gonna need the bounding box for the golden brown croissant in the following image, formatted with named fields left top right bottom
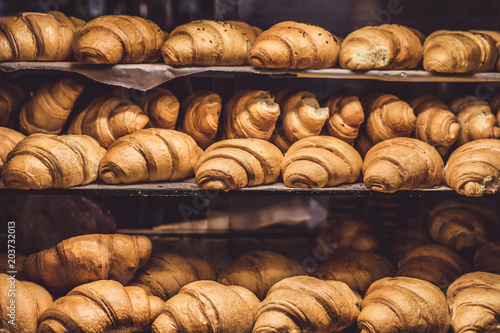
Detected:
left=23, top=234, right=151, bottom=294
left=162, top=20, right=251, bottom=66
left=444, top=139, right=500, bottom=196
left=129, top=252, right=218, bottom=301
left=74, top=15, right=165, bottom=64
left=19, top=78, right=85, bottom=135
left=447, top=272, right=500, bottom=333
left=363, top=137, right=444, bottom=193
left=195, top=138, right=283, bottom=190
left=219, top=89, right=280, bottom=141
left=0, top=274, right=53, bottom=333
left=0, top=83, right=29, bottom=127
left=38, top=280, right=164, bottom=333
left=272, top=87, right=329, bottom=152
left=358, top=276, right=450, bottom=333
left=449, top=96, right=500, bottom=145
left=410, top=94, right=460, bottom=155
left=474, top=241, right=500, bottom=274
left=281, top=135, right=363, bottom=188
left=0, top=127, right=25, bottom=175
left=177, top=90, right=222, bottom=149
left=2, top=134, right=105, bottom=190
left=248, top=21, right=341, bottom=69
left=99, top=128, right=202, bottom=184
left=217, top=250, right=306, bottom=300
left=340, top=24, right=423, bottom=70
left=254, top=276, right=360, bottom=333
left=322, top=94, right=364, bottom=145
left=423, top=30, right=497, bottom=73
left=226, top=20, right=262, bottom=43
left=152, top=281, right=260, bottom=333
left=313, top=249, right=395, bottom=294
left=67, top=95, right=149, bottom=148
left=355, top=94, right=416, bottom=156
left=140, top=87, right=179, bottom=129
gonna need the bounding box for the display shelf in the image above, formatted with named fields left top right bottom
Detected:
left=2, top=62, right=500, bottom=91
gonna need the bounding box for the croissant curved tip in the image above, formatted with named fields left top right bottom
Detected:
left=248, top=39, right=291, bottom=68
left=99, top=167, right=121, bottom=184
left=449, top=122, right=461, bottom=138
left=463, top=182, right=484, bottom=197
left=423, top=49, right=456, bottom=73
left=493, top=127, right=500, bottom=138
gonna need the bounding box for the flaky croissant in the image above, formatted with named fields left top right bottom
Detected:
left=447, top=272, right=500, bottom=333
left=363, top=137, right=444, bottom=193
left=140, top=87, right=179, bottom=129
left=0, top=83, right=29, bottom=127
left=162, top=20, right=251, bottom=66
left=340, top=24, right=423, bottom=70
left=177, top=91, right=222, bottom=149
left=360, top=277, right=450, bottom=333
left=281, top=136, right=362, bottom=188
left=152, top=281, right=260, bottom=333
left=38, top=280, right=164, bottom=333
left=19, top=78, right=85, bottom=135
left=23, top=234, right=151, bottom=294
left=99, top=128, right=202, bottom=184
left=472, top=30, right=500, bottom=71
left=0, top=274, right=53, bottom=333
left=195, top=139, right=283, bottom=190
left=217, top=250, right=306, bottom=300
left=130, top=252, right=218, bottom=301
left=74, top=15, right=165, bottom=64
left=219, top=90, right=280, bottom=141
left=0, top=127, right=25, bottom=175
left=474, top=241, right=500, bottom=274
left=444, top=139, right=500, bottom=196
left=248, top=21, right=341, bottom=69
left=254, top=276, right=360, bottom=333
left=272, top=87, right=329, bottom=152
left=67, top=95, right=149, bottom=148
left=322, top=94, right=364, bottom=145
left=226, top=20, right=262, bottom=43
left=2, top=134, right=105, bottom=190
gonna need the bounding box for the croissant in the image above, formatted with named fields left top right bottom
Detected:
left=362, top=137, right=444, bottom=193
left=0, top=83, right=29, bottom=128
left=140, top=87, right=179, bottom=129
left=217, top=250, right=306, bottom=300
left=162, top=20, right=251, bottom=66
left=0, top=12, right=78, bottom=61
left=313, top=249, right=395, bottom=295
left=340, top=24, right=423, bottom=70
left=177, top=91, right=222, bottom=149
left=410, top=94, right=460, bottom=155
left=355, top=94, right=416, bottom=156
left=195, top=139, right=283, bottom=190
left=219, top=89, right=280, bottom=141
left=99, top=128, right=202, bottom=184
left=272, top=87, right=329, bottom=152
left=322, top=94, right=364, bottom=145
left=0, top=274, right=52, bottom=333
left=444, top=139, right=500, bottom=196
left=38, top=280, right=164, bottom=333
left=0, top=127, right=25, bottom=175
left=254, top=276, right=360, bottom=333
left=2, top=134, right=105, bottom=190
left=129, top=253, right=218, bottom=301
left=423, top=30, right=497, bottom=73
left=472, top=30, right=500, bottom=70
left=23, top=233, right=151, bottom=294
left=67, top=95, right=149, bottom=148
left=19, top=78, right=85, bottom=135
left=473, top=241, right=500, bottom=274
left=281, top=136, right=362, bottom=188
left=447, top=272, right=500, bottom=333
left=226, top=20, right=263, bottom=43
left=74, top=15, right=165, bottom=64
left=449, top=96, right=500, bottom=145
left=152, top=281, right=260, bottom=333
left=248, top=21, right=341, bottom=69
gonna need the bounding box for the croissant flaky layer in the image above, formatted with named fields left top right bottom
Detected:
left=0, top=127, right=25, bottom=174
left=322, top=94, right=365, bottom=145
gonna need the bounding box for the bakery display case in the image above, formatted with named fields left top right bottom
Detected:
left=1, top=0, right=500, bottom=332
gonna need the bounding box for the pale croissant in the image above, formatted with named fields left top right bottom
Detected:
left=322, top=94, right=364, bottom=145
left=68, top=95, right=149, bottom=148
left=140, top=87, right=179, bottom=129
left=362, top=137, right=444, bottom=193
left=248, top=21, right=341, bottom=69
left=474, top=241, right=500, bottom=274
left=219, top=89, right=280, bottom=141
left=281, top=136, right=362, bottom=188
left=177, top=90, right=222, bottom=149
left=19, top=78, right=85, bottom=135
left=226, top=21, right=263, bottom=43
left=152, top=281, right=260, bottom=333
left=162, top=20, right=251, bottom=66
left=0, top=83, right=29, bottom=127
left=2, top=134, right=105, bottom=190
left=0, top=127, right=25, bottom=175
left=74, top=15, right=165, bottom=64
left=195, top=139, right=283, bottom=190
